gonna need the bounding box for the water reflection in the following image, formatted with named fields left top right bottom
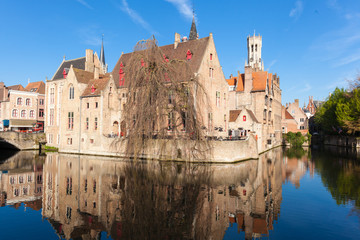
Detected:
left=0, top=147, right=358, bottom=239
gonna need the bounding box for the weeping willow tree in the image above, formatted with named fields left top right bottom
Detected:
left=120, top=37, right=211, bottom=161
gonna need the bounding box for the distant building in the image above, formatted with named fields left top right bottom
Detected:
left=226, top=33, right=282, bottom=152
left=282, top=99, right=308, bottom=134
left=304, top=96, right=324, bottom=116
left=0, top=81, right=45, bottom=132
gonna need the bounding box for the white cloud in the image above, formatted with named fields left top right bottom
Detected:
left=289, top=1, right=304, bottom=19
left=76, top=0, right=93, bottom=9
left=164, top=0, right=193, bottom=21
left=78, top=25, right=102, bottom=46
left=120, top=0, right=157, bottom=35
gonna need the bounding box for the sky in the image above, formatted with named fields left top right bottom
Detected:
left=1, top=0, right=360, bottom=105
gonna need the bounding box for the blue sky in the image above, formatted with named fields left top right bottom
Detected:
left=1, top=0, right=360, bottom=105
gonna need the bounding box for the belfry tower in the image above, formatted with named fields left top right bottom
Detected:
left=247, top=32, right=263, bottom=71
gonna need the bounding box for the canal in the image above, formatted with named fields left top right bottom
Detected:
left=0, top=147, right=359, bottom=239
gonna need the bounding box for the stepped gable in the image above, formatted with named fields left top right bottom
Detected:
left=81, top=74, right=111, bottom=97
left=236, top=73, right=245, bottom=92
left=73, top=68, right=94, bottom=84
left=25, top=81, right=45, bottom=94
left=52, top=57, right=86, bottom=80
left=252, top=71, right=268, bottom=92
left=112, top=37, right=210, bottom=89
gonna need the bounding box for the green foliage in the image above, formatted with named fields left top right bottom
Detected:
left=44, top=145, right=58, bottom=151
left=285, top=131, right=306, bottom=147
left=315, top=87, right=360, bottom=135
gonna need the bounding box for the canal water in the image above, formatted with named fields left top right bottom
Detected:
left=0, top=147, right=359, bottom=239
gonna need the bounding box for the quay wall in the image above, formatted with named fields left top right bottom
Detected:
left=323, top=135, right=360, bottom=148
left=59, top=134, right=261, bottom=163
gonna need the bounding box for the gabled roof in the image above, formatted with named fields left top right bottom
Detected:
left=226, top=76, right=237, bottom=86
left=25, top=81, right=45, bottom=94
left=81, top=74, right=111, bottom=97
left=229, top=109, right=259, bottom=123
left=229, top=110, right=241, bottom=122
left=285, top=109, right=294, bottom=119
left=73, top=68, right=94, bottom=84
left=112, top=37, right=210, bottom=88
left=236, top=74, right=245, bottom=92
left=8, top=84, right=25, bottom=91
left=252, top=71, right=268, bottom=92
left=52, top=57, right=86, bottom=80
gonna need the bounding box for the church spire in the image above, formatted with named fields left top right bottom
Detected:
left=189, top=11, right=198, bottom=41
left=100, top=34, right=108, bottom=73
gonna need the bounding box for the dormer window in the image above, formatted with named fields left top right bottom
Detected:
left=63, top=68, right=69, bottom=78
left=163, top=54, right=169, bottom=62
left=186, top=50, right=192, bottom=60
left=91, top=85, right=96, bottom=94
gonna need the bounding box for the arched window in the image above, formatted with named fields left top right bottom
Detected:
left=17, top=97, right=23, bottom=105
left=29, top=110, right=34, bottom=118
left=21, top=110, right=26, bottom=118
left=12, top=109, right=18, bottom=117
left=25, top=98, right=31, bottom=106
left=69, top=85, right=74, bottom=99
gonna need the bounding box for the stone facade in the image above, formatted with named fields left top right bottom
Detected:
left=226, top=33, right=282, bottom=153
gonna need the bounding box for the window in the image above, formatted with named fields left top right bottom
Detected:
left=67, top=138, right=72, bottom=145
left=19, top=176, right=24, bottom=184
left=168, top=91, right=174, bottom=104
left=93, top=202, right=96, bottom=208
left=263, top=110, right=267, bottom=121
left=39, top=109, right=44, bottom=118
left=66, top=177, right=72, bottom=195
left=216, top=91, right=220, bottom=107
left=49, top=109, right=54, bottom=125
left=268, top=111, right=271, bottom=122
left=210, top=53, right=213, bottom=60
left=208, top=112, right=213, bottom=130
left=243, top=115, right=246, bottom=121
left=90, top=139, right=94, bottom=143
left=300, top=118, right=304, bottom=122
left=21, top=110, right=26, bottom=118
left=84, top=179, right=88, bottom=192
left=209, top=68, right=214, bottom=78
left=27, top=175, right=32, bottom=183
left=66, top=207, right=72, bottom=220
left=39, top=99, right=44, bottom=105
left=26, top=98, right=31, bottom=106
left=12, top=109, right=18, bottom=118
left=300, top=126, right=305, bottom=130
left=10, top=177, right=15, bottom=184
left=23, top=187, right=28, bottom=195
left=69, top=86, right=74, bottom=99
left=87, top=102, right=89, bottom=109
left=93, top=180, right=96, bottom=193
left=68, top=112, right=74, bottom=129
left=17, top=97, right=22, bottom=105
left=14, top=188, right=19, bottom=197
left=255, top=44, right=258, bottom=52
left=223, top=93, right=226, bottom=108
left=86, top=117, right=89, bottom=130
left=168, top=112, right=174, bottom=130
left=251, top=45, right=254, bottom=52
left=50, top=88, right=55, bottom=104
left=48, top=134, right=53, bottom=144
left=94, top=117, right=98, bottom=130
left=95, top=102, right=98, bottom=108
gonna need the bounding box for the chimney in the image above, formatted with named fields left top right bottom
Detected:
left=295, top=99, right=299, bottom=107
left=174, top=33, right=180, bottom=49
left=85, top=49, right=94, bottom=72
left=94, top=67, right=99, bottom=79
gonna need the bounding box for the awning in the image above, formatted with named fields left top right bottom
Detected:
left=10, top=119, right=37, bottom=127
left=3, top=119, right=9, bottom=127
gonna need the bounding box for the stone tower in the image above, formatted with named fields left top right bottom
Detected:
left=247, top=32, right=263, bottom=71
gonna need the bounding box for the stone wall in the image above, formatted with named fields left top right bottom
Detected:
left=0, top=132, right=46, bottom=150
left=324, top=135, right=360, bottom=148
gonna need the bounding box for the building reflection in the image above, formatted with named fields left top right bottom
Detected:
left=0, top=147, right=317, bottom=239
left=0, top=151, right=44, bottom=209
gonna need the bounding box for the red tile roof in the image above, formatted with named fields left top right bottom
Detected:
left=112, top=37, right=210, bottom=88
left=285, top=109, right=294, bottom=119
left=8, top=84, right=25, bottom=91
left=25, top=81, right=45, bottom=94
left=81, top=74, right=111, bottom=97
left=226, top=76, right=237, bottom=86
left=236, top=74, right=245, bottom=92
left=252, top=71, right=268, bottom=92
